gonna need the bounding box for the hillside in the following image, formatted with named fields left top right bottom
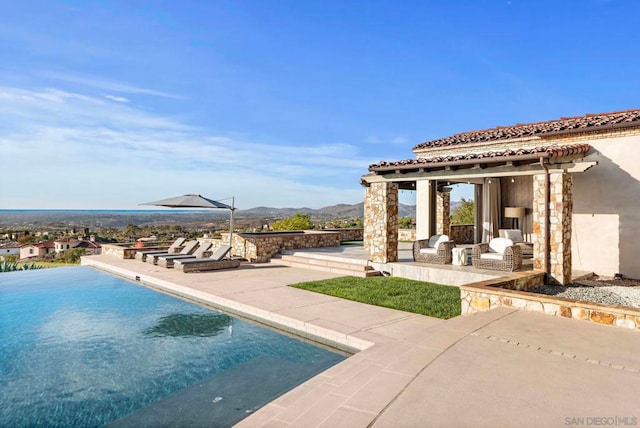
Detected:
left=236, top=202, right=417, bottom=219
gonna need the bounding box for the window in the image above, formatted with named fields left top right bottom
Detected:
left=29, top=248, right=34, bottom=254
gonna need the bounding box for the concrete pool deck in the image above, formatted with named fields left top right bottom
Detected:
left=82, top=255, right=640, bottom=427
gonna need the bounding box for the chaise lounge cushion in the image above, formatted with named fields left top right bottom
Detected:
left=134, top=237, right=186, bottom=261
left=156, top=242, right=213, bottom=268
left=173, top=244, right=237, bottom=273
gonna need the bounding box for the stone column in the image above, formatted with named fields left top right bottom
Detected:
left=436, top=187, right=452, bottom=236
left=533, top=173, right=573, bottom=285
left=363, top=186, right=372, bottom=252
left=364, top=182, right=398, bottom=263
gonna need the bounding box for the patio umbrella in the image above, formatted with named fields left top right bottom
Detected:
left=141, top=194, right=236, bottom=252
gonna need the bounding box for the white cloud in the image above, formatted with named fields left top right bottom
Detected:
left=0, top=85, right=373, bottom=209
left=39, top=70, right=182, bottom=99
left=104, top=94, right=130, bottom=103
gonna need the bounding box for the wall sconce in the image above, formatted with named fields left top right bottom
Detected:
left=504, top=207, right=526, bottom=230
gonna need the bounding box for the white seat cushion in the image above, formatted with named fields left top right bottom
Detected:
left=480, top=253, right=504, bottom=261
left=499, top=229, right=524, bottom=242
left=420, top=248, right=438, bottom=255
left=488, top=238, right=514, bottom=255
left=427, top=234, right=450, bottom=249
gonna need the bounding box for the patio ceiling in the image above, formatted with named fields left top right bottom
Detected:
left=362, top=143, right=596, bottom=185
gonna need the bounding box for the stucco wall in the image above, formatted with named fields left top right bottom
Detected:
left=572, top=134, right=640, bottom=279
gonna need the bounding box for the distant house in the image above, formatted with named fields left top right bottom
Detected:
left=0, top=242, right=21, bottom=260
left=54, top=237, right=102, bottom=256
left=76, top=240, right=102, bottom=256
left=20, top=240, right=55, bottom=260
left=54, top=237, right=79, bottom=253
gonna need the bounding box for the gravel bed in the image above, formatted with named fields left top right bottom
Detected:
left=535, top=277, right=640, bottom=309
left=536, top=285, right=633, bottom=307
left=600, top=286, right=640, bottom=308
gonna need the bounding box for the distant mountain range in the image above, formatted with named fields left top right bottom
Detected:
left=0, top=201, right=463, bottom=228
left=236, top=201, right=461, bottom=219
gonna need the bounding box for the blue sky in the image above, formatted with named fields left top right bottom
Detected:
left=1, top=1, right=638, bottom=209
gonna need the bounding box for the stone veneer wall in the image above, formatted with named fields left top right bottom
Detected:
left=533, top=172, right=573, bottom=285
left=461, top=278, right=640, bottom=331
left=450, top=224, right=474, bottom=244
left=398, top=229, right=416, bottom=242
left=364, top=182, right=398, bottom=263
left=206, top=231, right=342, bottom=263
left=435, top=188, right=451, bottom=236
left=331, top=228, right=364, bottom=242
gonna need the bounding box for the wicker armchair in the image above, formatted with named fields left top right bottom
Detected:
left=499, top=229, right=533, bottom=258
left=472, top=238, right=522, bottom=272
left=413, top=234, right=456, bottom=264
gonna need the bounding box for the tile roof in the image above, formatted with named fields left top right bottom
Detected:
left=369, top=143, right=590, bottom=172
left=54, top=237, right=79, bottom=243
left=19, top=240, right=55, bottom=249
left=77, top=241, right=102, bottom=249
left=0, top=242, right=20, bottom=249
left=413, top=109, right=640, bottom=150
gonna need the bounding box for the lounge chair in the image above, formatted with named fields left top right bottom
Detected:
left=145, top=240, right=200, bottom=265
left=498, top=229, right=533, bottom=258
left=174, top=244, right=241, bottom=273
left=134, top=237, right=186, bottom=262
left=413, top=234, right=456, bottom=264
left=472, top=237, right=522, bottom=271
left=156, top=242, right=213, bottom=268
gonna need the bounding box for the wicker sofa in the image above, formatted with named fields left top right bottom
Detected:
left=413, top=234, right=456, bottom=264
left=472, top=238, right=522, bottom=272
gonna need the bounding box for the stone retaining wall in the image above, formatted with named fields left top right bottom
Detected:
left=102, top=243, right=171, bottom=259
left=331, top=228, right=363, bottom=242
left=398, top=225, right=473, bottom=244
left=104, top=233, right=346, bottom=263
left=205, top=231, right=342, bottom=263
left=450, top=224, right=474, bottom=244
left=461, top=275, right=640, bottom=331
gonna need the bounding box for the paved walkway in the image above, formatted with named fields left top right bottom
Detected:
left=82, top=256, right=640, bottom=427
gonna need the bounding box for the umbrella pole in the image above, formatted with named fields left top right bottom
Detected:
left=229, top=197, right=235, bottom=256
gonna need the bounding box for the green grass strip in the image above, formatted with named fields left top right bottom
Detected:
left=291, top=276, right=461, bottom=319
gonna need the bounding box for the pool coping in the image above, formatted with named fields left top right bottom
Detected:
left=79, top=255, right=512, bottom=427
left=82, top=257, right=372, bottom=354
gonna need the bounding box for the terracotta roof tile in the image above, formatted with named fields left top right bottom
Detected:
left=369, top=143, right=590, bottom=172
left=413, top=109, right=640, bottom=150
left=19, top=240, right=55, bottom=249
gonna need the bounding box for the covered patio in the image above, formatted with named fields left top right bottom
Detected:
left=276, top=242, right=537, bottom=287
left=361, top=125, right=598, bottom=285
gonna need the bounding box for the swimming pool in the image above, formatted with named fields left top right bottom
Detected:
left=0, top=267, right=346, bottom=427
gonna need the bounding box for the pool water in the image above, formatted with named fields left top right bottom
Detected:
left=0, top=267, right=346, bottom=427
